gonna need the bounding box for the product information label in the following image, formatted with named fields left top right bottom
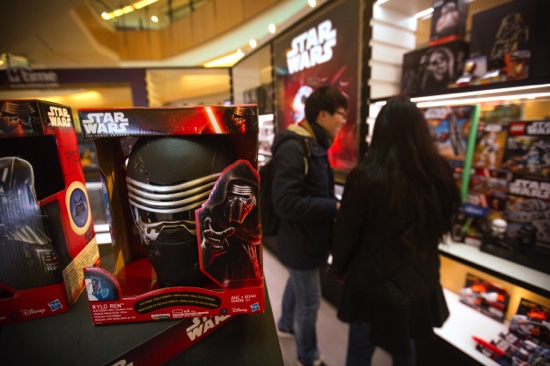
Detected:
left=134, top=292, right=221, bottom=314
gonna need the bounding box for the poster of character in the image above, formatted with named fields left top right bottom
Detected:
left=422, top=105, right=475, bottom=167
left=273, top=0, right=360, bottom=171
left=400, top=40, right=468, bottom=95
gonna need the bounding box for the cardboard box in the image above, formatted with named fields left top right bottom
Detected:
left=77, top=105, right=265, bottom=325
left=0, top=99, right=100, bottom=324
left=469, top=0, right=550, bottom=80
left=429, top=0, right=469, bottom=46
left=401, top=40, right=469, bottom=95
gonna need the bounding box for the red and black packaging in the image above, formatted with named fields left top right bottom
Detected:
left=0, top=99, right=100, bottom=324
left=77, top=105, right=265, bottom=325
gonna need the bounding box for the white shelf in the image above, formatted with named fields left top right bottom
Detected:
left=438, top=289, right=505, bottom=366
left=439, top=241, right=550, bottom=295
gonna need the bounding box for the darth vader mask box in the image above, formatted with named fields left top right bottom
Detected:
left=0, top=99, right=100, bottom=325
left=469, top=0, right=550, bottom=80
left=77, top=105, right=264, bottom=325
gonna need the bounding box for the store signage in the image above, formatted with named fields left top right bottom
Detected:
left=6, top=67, right=59, bottom=87
left=286, top=19, right=337, bottom=75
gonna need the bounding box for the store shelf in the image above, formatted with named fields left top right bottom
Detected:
left=437, top=289, right=504, bottom=366
left=439, top=242, right=550, bottom=299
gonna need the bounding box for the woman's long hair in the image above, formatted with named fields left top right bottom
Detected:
left=361, top=97, right=461, bottom=253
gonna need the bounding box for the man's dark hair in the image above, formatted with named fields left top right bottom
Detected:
left=304, top=86, right=348, bottom=124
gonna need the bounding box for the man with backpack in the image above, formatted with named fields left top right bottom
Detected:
left=270, top=86, right=347, bottom=366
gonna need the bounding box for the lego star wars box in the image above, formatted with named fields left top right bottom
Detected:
left=480, top=120, right=550, bottom=274
left=401, top=40, right=469, bottom=96
left=0, top=99, right=100, bottom=325
left=77, top=105, right=265, bottom=325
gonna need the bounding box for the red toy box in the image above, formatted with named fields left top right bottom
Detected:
left=77, top=105, right=264, bottom=325
left=0, top=99, right=100, bottom=324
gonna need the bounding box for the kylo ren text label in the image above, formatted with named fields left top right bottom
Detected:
left=81, top=112, right=129, bottom=134
left=286, top=19, right=337, bottom=74
left=48, top=106, right=72, bottom=127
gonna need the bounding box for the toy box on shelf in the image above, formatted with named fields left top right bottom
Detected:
left=77, top=105, right=264, bottom=325
left=0, top=99, right=100, bottom=325
left=429, top=0, right=469, bottom=46
left=479, top=120, right=550, bottom=274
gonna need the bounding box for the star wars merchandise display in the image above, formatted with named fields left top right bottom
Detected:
left=400, top=40, right=469, bottom=95
left=429, top=0, right=469, bottom=46
left=473, top=298, right=550, bottom=365
left=78, top=105, right=264, bottom=325
left=0, top=99, right=99, bottom=325
left=480, top=120, right=550, bottom=274
left=469, top=0, right=550, bottom=82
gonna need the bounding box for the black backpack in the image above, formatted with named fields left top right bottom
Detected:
left=259, top=136, right=311, bottom=236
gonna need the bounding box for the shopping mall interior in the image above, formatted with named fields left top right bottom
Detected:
left=1, top=0, right=549, bottom=365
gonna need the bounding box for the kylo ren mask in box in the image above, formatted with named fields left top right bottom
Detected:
left=78, top=105, right=264, bottom=325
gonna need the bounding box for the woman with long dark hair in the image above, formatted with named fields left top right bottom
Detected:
left=331, top=97, right=461, bottom=365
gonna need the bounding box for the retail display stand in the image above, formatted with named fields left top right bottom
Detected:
left=0, top=244, right=284, bottom=366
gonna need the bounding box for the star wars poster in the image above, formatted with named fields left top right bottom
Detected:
left=273, top=0, right=360, bottom=171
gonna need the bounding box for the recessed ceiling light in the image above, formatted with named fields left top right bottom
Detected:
left=308, top=0, right=317, bottom=7
left=249, top=39, right=257, bottom=48
left=268, top=23, right=277, bottom=34
left=151, top=15, right=159, bottom=23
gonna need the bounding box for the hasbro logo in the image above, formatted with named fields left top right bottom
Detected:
left=49, top=299, right=63, bottom=312
left=250, top=302, right=260, bottom=312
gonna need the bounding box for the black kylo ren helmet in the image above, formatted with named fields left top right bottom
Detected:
left=125, top=135, right=237, bottom=288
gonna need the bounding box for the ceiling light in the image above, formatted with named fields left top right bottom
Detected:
left=414, top=8, right=434, bottom=19
left=203, top=49, right=245, bottom=68
left=411, top=83, right=550, bottom=103
left=268, top=23, right=277, bottom=34
left=249, top=39, right=257, bottom=48
left=415, top=92, right=550, bottom=108
left=151, top=15, right=159, bottom=23
left=308, top=0, right=317, bottom=7
left=101, top=0, right=159, bottom=20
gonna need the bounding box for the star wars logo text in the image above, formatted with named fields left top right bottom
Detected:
left=286, top=20, right=336, bottom=75
left=47, top=106, right=72, bottom=127
left=81, top=112, right=129, bottom=134
left=527, top=121, right=550, bottom=135
left=509, top=179, right=550, bottom=199
left=186, top=315, right=231, bottom=341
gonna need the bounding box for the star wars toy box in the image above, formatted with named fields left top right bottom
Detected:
left=77, top=105, right=265, bottom=325
left=0, top=99, right=100, bottom=325
left=429, top=0, right=469, bottom=46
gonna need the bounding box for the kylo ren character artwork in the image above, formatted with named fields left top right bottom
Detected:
left=198, top=160, right=262, bottom=289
